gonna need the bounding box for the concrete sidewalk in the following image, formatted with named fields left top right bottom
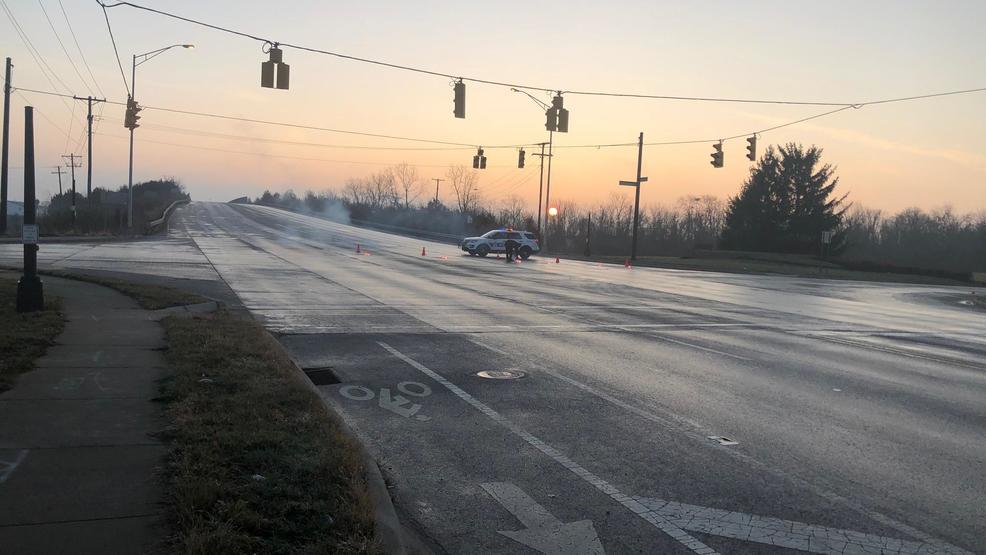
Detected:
left=0, top=275, right=169, bottom=554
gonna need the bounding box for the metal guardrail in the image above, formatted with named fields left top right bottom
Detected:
left=145, top=199, right=190, bottom=234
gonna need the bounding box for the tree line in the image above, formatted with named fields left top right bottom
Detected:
left=252, top=145, right=985, bottom=275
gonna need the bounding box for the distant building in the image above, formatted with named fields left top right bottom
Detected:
left=228, top=196, right=250, bottom=204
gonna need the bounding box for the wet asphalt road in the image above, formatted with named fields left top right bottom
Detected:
left=4, top=202, right=984, bottom=554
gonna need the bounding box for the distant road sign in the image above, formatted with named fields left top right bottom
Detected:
left=618, top=180, right=638, bottom=187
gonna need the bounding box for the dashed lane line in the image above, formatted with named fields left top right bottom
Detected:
left=378, top=341, right=720, bottom=555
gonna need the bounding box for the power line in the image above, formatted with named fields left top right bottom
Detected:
left=58, top=0, right=106, bottom=97
left=93, top=131, right=507, bottom=169
left=98, top=0, right=130, bottom=96
left=14, top=84, right=986, bottom=156
left=37, top=0, right=94, bottom=94
left=0, top=0, right=75, bottom=115
left=96, top=0, right=986, bottom=107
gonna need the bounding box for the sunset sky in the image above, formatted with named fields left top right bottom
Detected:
left=2, top=0, right=985, bottom=214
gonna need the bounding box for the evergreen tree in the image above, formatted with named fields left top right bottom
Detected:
left=721, top=143, right=849, bottom=254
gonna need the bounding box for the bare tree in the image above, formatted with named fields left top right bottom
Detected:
left=447, top=165, right=481, bottom=213
left=497, top=195, right=527, bottom=228
left=366, top=170, right=399, bottom=209
left=391, top=162, right=421, bottom=209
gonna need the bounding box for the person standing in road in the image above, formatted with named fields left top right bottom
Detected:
left=504, top=235, right=520, bottom=262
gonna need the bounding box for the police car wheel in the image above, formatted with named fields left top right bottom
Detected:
left=519, top=247, right=533, bottom=260
left=476, top=245, right=490, bottom=257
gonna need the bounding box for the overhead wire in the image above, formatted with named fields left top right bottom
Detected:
left=98, top=0, right=130, bottom=96
left=96, top=0, right=986, bottom=108
left=37, top=0, right=94, bottom=95
left=58, top=0, right=107, bottom=97
left=0, top=0, right=75, bottom=114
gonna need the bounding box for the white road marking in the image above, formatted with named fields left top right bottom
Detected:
left=339, top=385, right=375, bottom=401
left=481, top=482, right=605, bottom=555
left=0, top=450, right=29, bottom=484
left=633, top=496, right=948, bottom=555
left=640, top=333, right=751, bottom=361
left=378, top=342, right=719, bottom=555
left=377, top=388, right=424, bottom=419
left=465, top=337, right=974, bottom=555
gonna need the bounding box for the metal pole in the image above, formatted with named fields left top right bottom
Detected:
left=1, top=57, right=11, bottom=234
left=127, top=55, right=136, bottom=229
left=544, top=131, right=554, bottom=250
left=631, top=132, right=643, bottom=261
left=536, top=142, right=545, bottom=235
left=86, top=96, right=93, bottom=205
left=16, top=106, right=43, bottom=312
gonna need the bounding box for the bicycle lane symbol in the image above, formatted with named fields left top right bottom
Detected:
left=338, top=381, right=433, bottom=421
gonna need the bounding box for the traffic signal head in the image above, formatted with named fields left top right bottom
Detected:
left=710, top=142, right=723, bottom=168
left=474, top=147, right=487, bottom=169
left=746, top=136, right=757, bottom=162
left=545, top=106, right=558, bottom=132
left=518, top=148, right=526, bottom=169
left=124, top=98, right=142, bottom=129
left=453, top=80, right=465, bottom=119
left=261, top=46, right=289, bottom=89
left=556, top=107, right=569, bottom=133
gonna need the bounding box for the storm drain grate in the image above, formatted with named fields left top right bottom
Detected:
left=304, top=367, right=341, bottom=385
left=477, top=370, right=526, bottom=380
left=708, top=435, right=739, bottom=446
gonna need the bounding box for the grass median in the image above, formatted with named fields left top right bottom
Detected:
left=0, top=275, right=64, bottom=392
left=159, top=310, right=376, bottom=554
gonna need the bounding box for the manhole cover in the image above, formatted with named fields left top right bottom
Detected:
left=304, top=367, right=340, bottom=385
left=477, top=370, right=526, bottom=380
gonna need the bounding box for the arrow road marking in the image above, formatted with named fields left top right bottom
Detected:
left=482, top=482, right=605, bottom=555
left=379, top=342, right=718, bottom=554
left=632, top=496, right=971, bottom=555
left=0, top=450, right=29, bottom=484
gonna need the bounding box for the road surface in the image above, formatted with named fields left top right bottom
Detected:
left=4, top=202, right=983, bottom=554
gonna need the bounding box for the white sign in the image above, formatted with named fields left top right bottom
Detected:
left=22, top=225, right=38, bottom=244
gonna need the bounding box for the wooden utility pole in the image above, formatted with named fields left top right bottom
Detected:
left=51, top=165, right=65, bottom=196
left=62, top=153, right=82, bottom=222
left=618, top=132, right=647, bottom=261
left=72, top=95, right=105, bottom=205
left=432, top=178, right=444, bottom=203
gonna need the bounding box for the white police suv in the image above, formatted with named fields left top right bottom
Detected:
left=461, top=229, right=540, bottom=259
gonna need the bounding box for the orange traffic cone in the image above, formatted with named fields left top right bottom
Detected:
left=555, top=256, right=560, bottom=264
left=355, top=243, right=361, bottom=254
left=624, top=258, right=632, bottom=269
left=421, top=246, right=427, bottom=256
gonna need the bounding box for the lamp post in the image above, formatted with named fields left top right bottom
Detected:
left=511, top=88, right=555, bottom=250
left=127, top=44, right=193, bottom=229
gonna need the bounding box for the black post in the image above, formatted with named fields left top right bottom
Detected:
left=630, top=132, right=643, bottom=261
left=16, top=106, right=43, bottom=312
left=1, top=57, right=11, bottom=234
left=584, top=212, right=592, bottom=257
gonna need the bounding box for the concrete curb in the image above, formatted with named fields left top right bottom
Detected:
left=280, top=353, right=408, bottom=555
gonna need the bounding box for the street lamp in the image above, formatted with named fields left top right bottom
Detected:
left=127, top=44, right=193, bottom=229
left=511, top=88, right=555, bottom=249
